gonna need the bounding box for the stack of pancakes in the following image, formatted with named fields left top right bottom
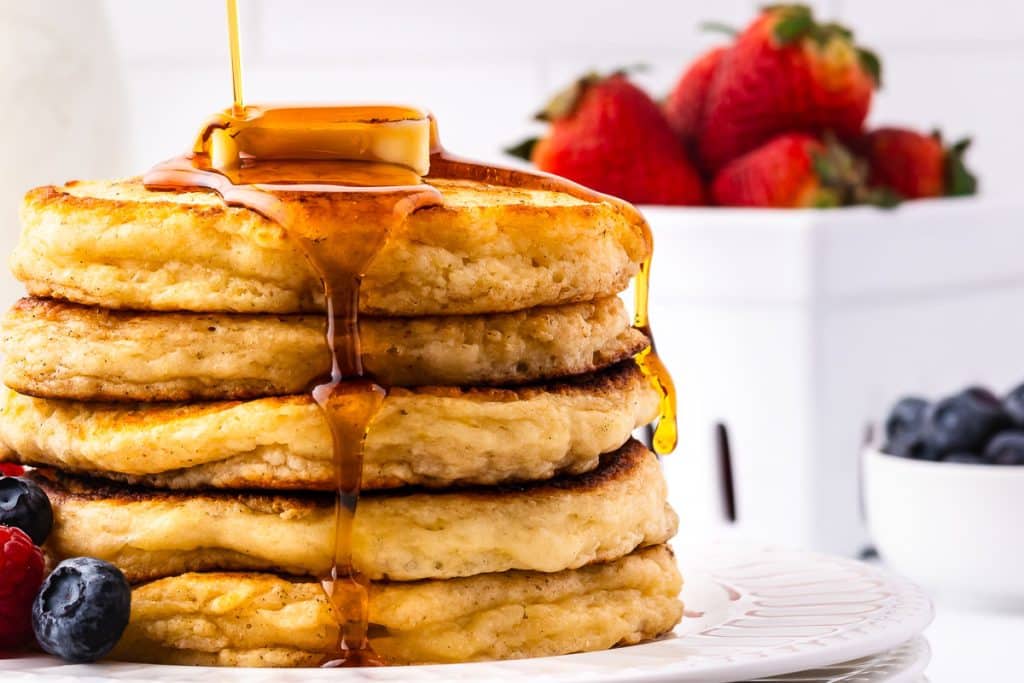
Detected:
left=0, top=176, right=682, bottom=666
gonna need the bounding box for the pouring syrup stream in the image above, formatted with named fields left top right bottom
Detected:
left=225, top=0, right=244, bottom=117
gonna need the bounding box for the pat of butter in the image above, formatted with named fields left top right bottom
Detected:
left=196, top=104, right=433, bottom=176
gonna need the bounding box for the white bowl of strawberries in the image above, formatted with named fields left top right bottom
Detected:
left=507, top=4, right=977, bottom=209
left=503, top=4, right=1005, bottom=558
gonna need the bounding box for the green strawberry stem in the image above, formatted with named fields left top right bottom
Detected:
left=504, top=137, right=539, bottom=161
left=534, top=66, right=649, bottom=122
left=814, top=132, right=899, bottom=208
left=946, top=138, right=979, bottom=196
left=699, top=21, right=739, bottom=37
left=772, top=5, right=814, bottom=44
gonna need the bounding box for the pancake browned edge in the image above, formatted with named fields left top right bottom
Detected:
left=1, top=296, right=648, bottom=400
left=13, top=177, right=649, bottom=316
left=34, top=439, right=678, bottom=583
left=0, top=361, right=659, bottom=490
left=114, top=545, right=683, bottom=666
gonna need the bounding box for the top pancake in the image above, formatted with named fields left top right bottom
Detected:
left=14, top=177, right=649, bottom=316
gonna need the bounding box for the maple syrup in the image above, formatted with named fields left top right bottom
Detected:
left=225, top=0, right=243, bottom=117
left=428, top=144, right=678, bottom=454
left=142, top=0, right=678, bottom=668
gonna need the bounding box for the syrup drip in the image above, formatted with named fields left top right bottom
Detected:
left=145, top=151, right=441, bottom=667
left=632, top=258, right=678, bottom=455
left=428, top=146, right=678, bottom=455
left=141, top=2, right=676, bottom=667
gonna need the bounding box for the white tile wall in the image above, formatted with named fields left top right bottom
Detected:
left=95, top=0, right=1022, bottom=200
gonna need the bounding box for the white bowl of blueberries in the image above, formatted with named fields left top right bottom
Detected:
left=864, top=384, right=1024, bottom=606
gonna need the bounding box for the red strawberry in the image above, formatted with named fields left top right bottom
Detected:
left=0, top=526, right=45, bottom=650
left=507, top=72, right=704, bottom=205
left=859, top=127, right=978, bottom=199
left=711, top=133, right=874, bottom=208
left=698, top=4, right=880, bottom=172
left=0, top=463, right=25, bottom=477
left=663, top=47, right=727, bottom=158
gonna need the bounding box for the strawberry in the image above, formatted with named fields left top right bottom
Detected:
left=663, top=46, right=727, bottom=158
left=859, top=127, right=978, bottom=200
left=711, top=132, right=881, bottom=208
left=507, top=72, right=704, bottom=205
left=0, top=526, right=45, bottom=650
left=0, top=463, right=25, bottom=477
left=697, top=4, right=880, bottom=172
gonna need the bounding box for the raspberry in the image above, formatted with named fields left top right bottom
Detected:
left=0, top=463, right=25, bottom=477
left=0, top=526, right=45, bottom=650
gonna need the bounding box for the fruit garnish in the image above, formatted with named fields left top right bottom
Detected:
left=858, top=127, right=978, bottom=200
left=32, top=557, right=132, bottom=663
left=883, top=396, right=937, bottom=460
left=663, top=47, right=727, bottom=159
left=926, top=387, right=1007, bottom=455
left=0, top=526, right=45, bottom=650
left=885, top=397, right=930, bottom=445
left=695, top=4, right=880, bottom=172
left=0, top=476, right=53, bottom=545
left=507, top=71, right=704, bottom=205
left=1004, top=383, right=1024, bottom=427
left=941, top=452, right=986, bottom=464
left=503, top=137, right=538, bottom=162
left=710, top=132, right=891, bottom=208
left=984, top=431, right=1024, bottom=465
left=886, top=432, right=940, bottom=461
left=0, top=463, right=25, bottom=477
left=945, top=137, right=979, bottom=197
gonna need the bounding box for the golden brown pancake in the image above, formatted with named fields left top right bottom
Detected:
left=35, top=440, right=677, bottom=583
left=114, top=545, right=682, bottom=666
left=14, top=177, right=648, bottom=315
left=0, top=362, right=658, bottom=490
left=1, top=296, right=647, bottom=401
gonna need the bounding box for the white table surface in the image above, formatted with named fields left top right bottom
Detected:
left=922, top=598, right=1024, bottom=681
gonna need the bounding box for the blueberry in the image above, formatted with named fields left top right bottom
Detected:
left=925, top=387, right=1007, bottom=455
left=884, top=396, right=930, bottom=444
left=32, top=557, right=131, bottom=663
left=942, top=452, right=988, bottom=465
left=1004, top=382, right=1024, bottom=427
left=984, top=431, right=1024, bottom=466
left=0, top=476, right=53, bottom=545
left=885, top=432, right=941, bottom=460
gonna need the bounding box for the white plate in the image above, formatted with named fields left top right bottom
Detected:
left=751, top=637, right=930, bottom=682
left=0, top=542, right=933, bottom=683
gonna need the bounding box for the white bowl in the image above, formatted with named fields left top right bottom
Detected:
left=863, top=447, right=1024, bottom=606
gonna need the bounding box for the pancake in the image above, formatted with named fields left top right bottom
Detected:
left=113, top=545, right=681, bottom=666
left=0, top=362, right=658, bottom=490
left=1, top=297, right=647, bottom=401
left=13, top=177, right=648, bottom=316
left=34, top=440, right=676, bottom=583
